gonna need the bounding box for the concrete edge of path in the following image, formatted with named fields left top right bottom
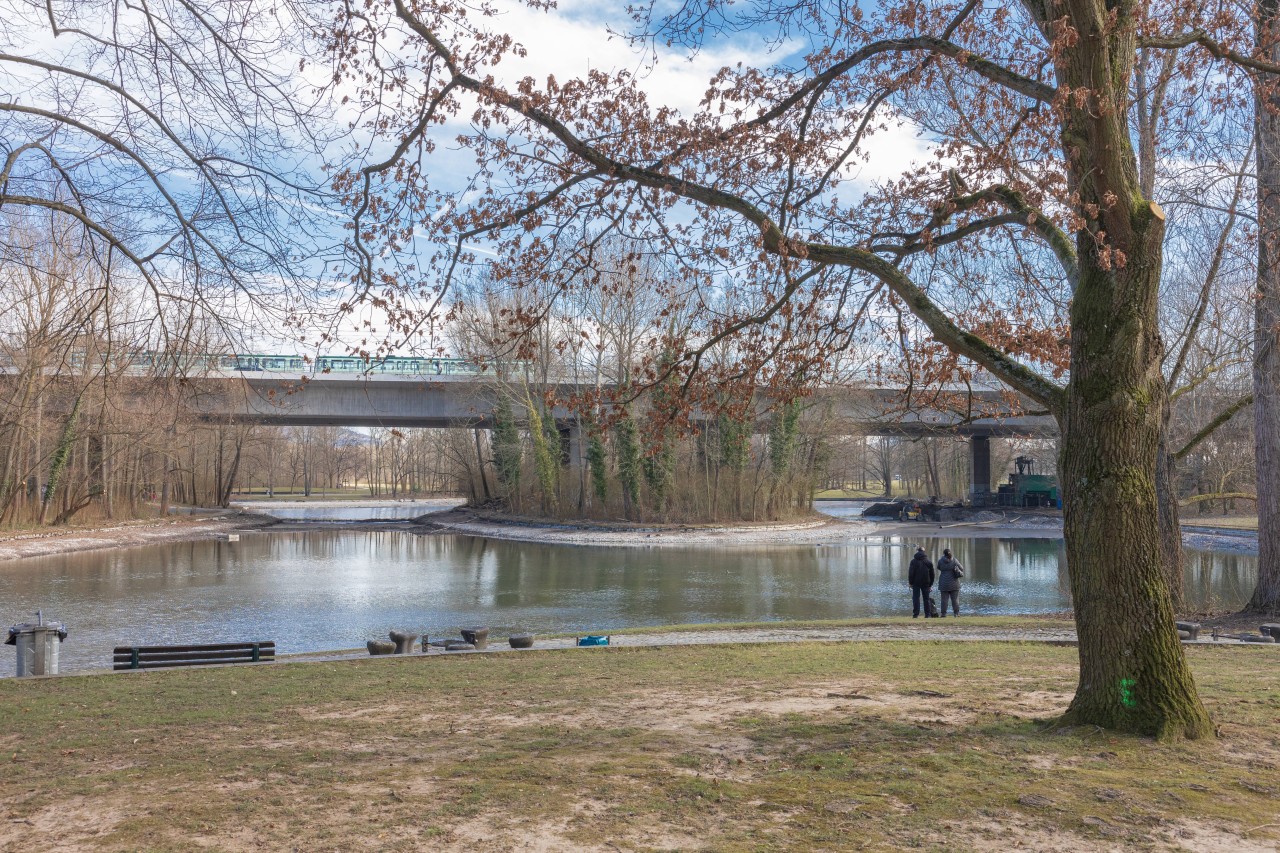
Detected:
left=25, top=624, right=1276, bottom=681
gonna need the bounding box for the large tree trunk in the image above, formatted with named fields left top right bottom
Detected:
left=1052, top=2, right=1211, bottom=738
left=1251, top=0, right=1280, bottom=615
left=1058, top=251, right=1212, bottom=739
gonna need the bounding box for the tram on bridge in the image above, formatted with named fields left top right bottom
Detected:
left=65, top=352, right=493, bottom=377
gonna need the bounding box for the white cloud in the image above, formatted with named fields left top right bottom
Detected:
left=455, top=2, right=931, bottom=185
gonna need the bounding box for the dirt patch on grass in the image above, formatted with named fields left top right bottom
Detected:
left=949, top=816, right=1116, bottom=850
left=484, top=681, right=960, bottom=735
left=447, top=799, right=706, bottom=853
left=0, top=795, right=129, bottom=851
left=298, top=702, right=412, bottom=721
left=1003, top=689, right=1075, bottom=718
left=3, top=642, right=1278, bottom=852
left=1166, top=819, right=1280, bottom=852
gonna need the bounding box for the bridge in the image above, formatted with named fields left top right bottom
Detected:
left=183, top=370, right=1057, bottom=502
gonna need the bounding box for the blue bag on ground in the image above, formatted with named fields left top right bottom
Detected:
left=576, top=635, right=610, bottom=647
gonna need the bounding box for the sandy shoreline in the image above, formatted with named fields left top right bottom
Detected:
left=0, top=502, right=1259, bottom=560
left=416, top=507, right=1069, bottom=546
left=0, top=511, right=278, bottom=563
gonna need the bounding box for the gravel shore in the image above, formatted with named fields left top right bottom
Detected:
left=414, top=507, right=1070, bottom=546
left=0, top=501, right=1259, bottom=560
left=0, top=511, right=277, bottom=563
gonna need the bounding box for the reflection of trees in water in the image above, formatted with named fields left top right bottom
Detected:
left=11, top=533, right=1256, bottom=652
left=480, top=538, right=828, bottom=621
left=866, top=535, right=1076, bottom=606
left=1183, top=549, right=1256, bottom=610
left=885, top=536, right=1007, bottom=581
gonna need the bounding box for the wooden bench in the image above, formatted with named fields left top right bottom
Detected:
left=113, top=641, right=275, bottom=671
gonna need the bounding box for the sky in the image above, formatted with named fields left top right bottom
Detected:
left=302, top=0, right=934, bottom=357
left=2, top=0, right=935, bottom=360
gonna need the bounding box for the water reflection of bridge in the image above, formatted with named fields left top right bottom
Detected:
left=186, top=373, right=1057, bottom=501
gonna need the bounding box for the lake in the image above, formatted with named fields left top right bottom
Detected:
left=0, top=523, right=1257, bottom=675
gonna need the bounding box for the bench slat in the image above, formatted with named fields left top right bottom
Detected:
left=112, top=649, right=276, bottom=664
left=112, top=642, right=274, bottom=654
left=112, top=641, right=275, bottom=670
left=113, top=655, right=275, bottom=671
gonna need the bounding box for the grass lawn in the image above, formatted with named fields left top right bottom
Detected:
left=2, top=641, right=1277, bottom=851
left=1180, top=515, right=1259, bottom=530
left=813, top=489, right=889, bottom=499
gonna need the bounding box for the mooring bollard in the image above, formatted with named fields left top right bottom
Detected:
left=460, top=627, right=489, bottom=649
left=388, top=629, right=419, bottom=654
left=5, top=611, right=68, bottom=676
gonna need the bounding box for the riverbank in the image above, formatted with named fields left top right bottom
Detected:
left=0, top=510, right=279, bottom=563
left=414, top=506, right=1069, bottom=546
left=417, top=505, right=1266, bottom=555
left=2, top=638, right=1276, bottom=851
left=0, top=500, right=1259, bottom=562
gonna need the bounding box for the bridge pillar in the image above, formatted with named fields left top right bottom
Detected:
left=559, top=420, right=585, bottom=509
left=557, top=421, right=584, bottom=468
left=970, top=435, right=992, bottom=506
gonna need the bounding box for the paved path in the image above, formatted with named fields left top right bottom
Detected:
left=291, top=623, right=1086, bottom=665
left=291, top=622, right=1280, bottom=663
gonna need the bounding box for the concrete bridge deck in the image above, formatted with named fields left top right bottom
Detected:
left=187, top=372, right=1057, bottom=438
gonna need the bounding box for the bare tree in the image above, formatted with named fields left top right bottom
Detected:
left=320, top=0, right=1280, bottom=737
left=0, top=0, right=342, bottom=348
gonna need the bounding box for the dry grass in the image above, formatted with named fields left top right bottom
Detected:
left=1180, top=515, right=1259, bottom=530
left=1, top=641, right=1277, bottom=852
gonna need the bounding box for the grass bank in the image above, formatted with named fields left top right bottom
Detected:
left=2, top=641, right=1277, bottom=851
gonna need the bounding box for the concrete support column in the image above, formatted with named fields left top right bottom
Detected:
left=970, top=435, right=991, bottom=506
left=559, top=420, right=586, bottom=510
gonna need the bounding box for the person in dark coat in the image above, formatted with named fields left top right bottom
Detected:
left=907, top=547, right=935, bottom=618
left=936, top=548, right=964, bottom=616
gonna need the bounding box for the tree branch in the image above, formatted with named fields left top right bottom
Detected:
left=1141, top=30, right=1280, bottom=76
left=1172, top=392, right=1255, bottom=460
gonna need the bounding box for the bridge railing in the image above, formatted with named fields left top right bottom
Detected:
left=15, top=351, right=527, bottom=378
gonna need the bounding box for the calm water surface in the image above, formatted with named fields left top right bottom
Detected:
left=0, top=527, right=1257, bottom=676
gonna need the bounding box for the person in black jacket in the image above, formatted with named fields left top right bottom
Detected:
left=907, top=547, right=935, bottom=619
left=936, top=548, right=965, bottom=616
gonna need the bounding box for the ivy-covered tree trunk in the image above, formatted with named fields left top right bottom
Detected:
left=525, top=398, right=559, bottom=514
left=615, top=409, right=642, bottom=520
left=643, top=421, right=675, bottom=516
left=1251, top=0, right=1280, bottom=616
left=587, top=429, right=608, bottom=507
left=718, top=412, right=750, bottom=519
left=1053, top=0, right=1211, bottom=739
left=491, top=397, right=522, bottom=509
left=767, top=401, right=800, bottom=517
left=38, top=396, right=81, bottom=525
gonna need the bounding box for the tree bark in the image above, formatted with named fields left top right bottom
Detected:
left=1052, top=0, right=1211, bottom=738
left=1155, top=436, right=1185, bottom=611
left=1058, top=247, right=1211, bottom=739
left=38, top=396, right=81, bottom=525
left=1252, top=0, right=1280, bottom=616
